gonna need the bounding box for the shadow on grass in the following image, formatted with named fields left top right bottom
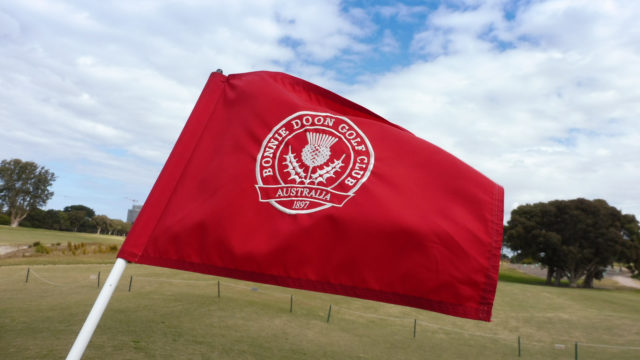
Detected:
left=498, top=267, right=570, bottom=287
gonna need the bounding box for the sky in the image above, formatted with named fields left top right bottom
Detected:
left=1, top=0, right=639, bottom=222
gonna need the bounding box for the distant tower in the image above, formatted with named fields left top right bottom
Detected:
left=127, top=204, right=143, bottom=223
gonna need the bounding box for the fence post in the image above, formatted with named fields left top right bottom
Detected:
left=290, top=295, right=293, bottom=313
left=575, top=342, right=578, bottom=360
left=128, top=275, right=133, bottom=292
left=413, top=319, right=417, bottom=338
left=25, top=267, right=30, bottom=283
left=518, top=336, right=521, bottom=357
left=217, top=280, right=220, bottom=298
left=97, top=271, right=101, bottom=288
left=327, top=304, right=332, bottom=323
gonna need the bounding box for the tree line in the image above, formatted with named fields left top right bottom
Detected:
left=19, top=205, right=131, bottom=236
left=4, top=158, right=640, bottom=283
left=504, top=198, right=640, bottom=287
left=0, top=158, right=130, bottom=236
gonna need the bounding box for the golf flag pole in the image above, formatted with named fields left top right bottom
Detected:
left=66, top=258, right=128, bottom=360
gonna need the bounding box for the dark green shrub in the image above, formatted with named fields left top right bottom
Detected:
left=35, top=244, right=50, bottom=254
left=0, top=214, right=10, bottom=225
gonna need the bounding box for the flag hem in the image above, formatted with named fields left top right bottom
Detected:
left=123, top=72, right=228, bottom=263
left=478, top=183, right=505, bottom=321
left=118, top=239, right=500, bottom=322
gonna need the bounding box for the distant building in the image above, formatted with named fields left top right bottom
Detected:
left=127, top=204, right=143, bottom=223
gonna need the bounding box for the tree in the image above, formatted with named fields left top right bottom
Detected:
left=109, top=219, right=131, bottom=236
left=66, top=210, right=86, bottom=232
left=93, top=215, right=111, bottom=235
left=619, top=214, right=640, bottom=275
left=51, top=210, right=69, bottom=230
left=24, top=209, right=68, bottom=230
left=503, top=201, right=566, bottom=285
left=505, top=198, right=639, bottom=288
left=63, top=205, right=95, bottom=232
left=0, top=159, right=56, bottom=227
left=63, top=205, right=96, bottom=219
left=21, top=208, right=47, bottom=228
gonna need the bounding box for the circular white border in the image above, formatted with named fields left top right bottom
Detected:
left=256, top=111, right=375, bottom=214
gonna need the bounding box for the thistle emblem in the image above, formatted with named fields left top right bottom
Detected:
left=302, top=132, right=337, bottom=168
left=283, top=132, right=345, bottom=185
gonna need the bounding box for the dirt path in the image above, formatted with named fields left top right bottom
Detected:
left=0, top=245, right=27, bottom=256
left=611, top=275, right=640, bottom=289
left=506, top=263, right=640, bottom=289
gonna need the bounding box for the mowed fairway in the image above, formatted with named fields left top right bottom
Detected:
left=1, top=262, right=640, bottom=359
left=0, top=225, right=124, bottom=246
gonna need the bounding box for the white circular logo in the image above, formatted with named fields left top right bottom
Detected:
left=256, top=111, right=374, bottom=214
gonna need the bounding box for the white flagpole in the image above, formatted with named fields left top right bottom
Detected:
left=66, top=258, right=128, bottom=360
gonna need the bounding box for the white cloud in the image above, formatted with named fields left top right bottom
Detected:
left=0, top=9, right=20, bottom=38
left=410, top=1, right=504, bottom=57
left=0, top=0, right=371, bottom=218
left=500, top=0, right=640, bottom=51
left=374, top=3, right=430, bottom=22
left=0, top=0, right=638, bottom=222
left=275, top=1, right=370, bottom=61
left=348, top=0, right=640, bottom=220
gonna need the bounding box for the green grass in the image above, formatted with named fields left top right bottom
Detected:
left=498, top=266, right=548, bottom=285
left=1, top=228, right=639, bottom=359
left=0, top=225, right=124, bottom=246
left=1, top=263, right=639, bottom=360
left=0, top=252, right=119, bottom=266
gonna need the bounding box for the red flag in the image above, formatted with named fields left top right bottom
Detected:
left=118, top=71, right=504, bottom=321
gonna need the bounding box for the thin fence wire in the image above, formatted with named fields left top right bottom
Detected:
left=579, top=343, right=640, bottom=350
left=415, top=319, right=514, bottom=341
left=19, top=268, right=640, bottom=352
left=507, top=309, right=639, bottom=320
left=134, top=275, right=292, bottom=299
left=134, top=276, right=216, bottom=284
left=28, top=268, right=79, bottom=287
left=134, top=274, right=640, bottom=351
left=334, top=305, right=515, bottom=341
left=333, top=305, right=409, bottom=322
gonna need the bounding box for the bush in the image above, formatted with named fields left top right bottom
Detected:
left=0, top=214, right=9, bottom=225
left=93, top=245, right=104, bottom=254
left=34, top=244, right=50, bottom=254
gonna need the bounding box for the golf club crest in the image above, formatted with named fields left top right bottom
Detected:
left=256, top=111, right=374, bottom=214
